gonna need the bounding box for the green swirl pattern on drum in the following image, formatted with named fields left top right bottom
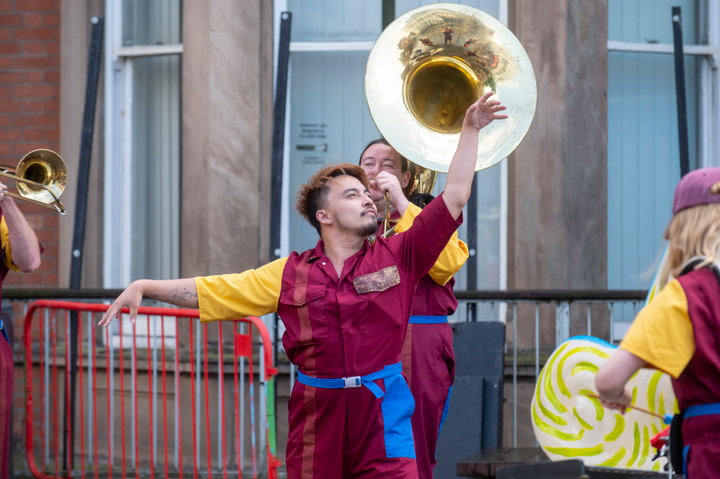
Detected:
left=531, top=336, right=675, bottom=471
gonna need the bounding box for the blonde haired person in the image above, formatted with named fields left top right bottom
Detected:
left=596, top=167, right=720, bottom=478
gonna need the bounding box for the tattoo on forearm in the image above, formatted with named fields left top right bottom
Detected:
left=148, top=287, right=197, bottom=304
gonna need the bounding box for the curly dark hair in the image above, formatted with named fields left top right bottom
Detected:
left=295, top=163, right=370, bottom=235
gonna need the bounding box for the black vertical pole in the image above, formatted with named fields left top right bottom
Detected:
left=672, top=6, right=690, bottom=177
left=466, top=175, right=478, bottom=321
left=63, top=17, right=103, bottom=470
left=269, top=11, right=292, bottom=438
left=382, top=0, right=395, bottom=29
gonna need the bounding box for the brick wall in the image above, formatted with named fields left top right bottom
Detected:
left=0, top=0, right=62, bottom=474
left=0, top=0, right=61, bottom=291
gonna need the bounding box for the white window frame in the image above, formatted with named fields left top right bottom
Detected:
left=103, top=0, right=184, bottom=289
left=607, top=3, right=720, bottom=168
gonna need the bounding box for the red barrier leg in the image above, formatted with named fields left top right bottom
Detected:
left=219, top=325, right=227, bottom=479
left=147, top=315, right=155, bottom=479
left=78, top=314, right=85, bottom=478
left=133, top=322, right=139, bottom=479
left=203, top=323, right=213, bottom=478
left=175, top=317, right=183, bottom=479
left=105, top=326, right=112, bottom=479
left=39, top=308, right=45, bottom=474
left=189, top=321, right=198, bottom=479
left=119, top=318, right=126, bottom=479
left=162, top=316, right=169, bottom=478
left=233, top=322, right=241, bottom=472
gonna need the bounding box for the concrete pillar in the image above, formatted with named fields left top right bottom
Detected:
left=181, top=0, right=274, bottom=278
left=507, top=1, right=609, bottom=347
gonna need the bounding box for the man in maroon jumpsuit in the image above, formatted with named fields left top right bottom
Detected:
left=100, top=92, right=506, bottom=478
left=0, top=181, right=43, bottom=479
left=360, top=140, right=467, bottom=478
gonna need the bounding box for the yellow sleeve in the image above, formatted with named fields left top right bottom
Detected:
left=194, top=257, right=287, bottom=323
left=395, top=202, right=469, bottom=285
left=0, top=216, right=19, bottom=272
left=619, top=279, right=695, bottom=378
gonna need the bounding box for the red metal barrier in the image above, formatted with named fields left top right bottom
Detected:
left=23, top=300, right=280, bottom=479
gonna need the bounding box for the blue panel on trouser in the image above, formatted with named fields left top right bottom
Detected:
left=435, top=386, right=453, bottom=458
left=0, top=320, right=7, bottom=343
left=380, top=373, right=416, bottom=459
left=683, top=445, right=690, bottom=477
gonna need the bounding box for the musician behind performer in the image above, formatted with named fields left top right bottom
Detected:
left=99, top=92, right=507, bottom=479
left=596, top=167, right=720, bottom=478
left=0, top=182, right=42, bottom=479
left=360, top=140, right=468, bottom=479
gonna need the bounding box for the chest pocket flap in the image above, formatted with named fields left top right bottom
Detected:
left=279, top=283, right=326, bottom=306
left=278, top=283, right=328, bottom=347
left=353, top=265, right=401, bottom=294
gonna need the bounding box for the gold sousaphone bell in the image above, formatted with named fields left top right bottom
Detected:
left=366, top=4, right=537, bottom=196
left=0, top=149, right=67, bottom=214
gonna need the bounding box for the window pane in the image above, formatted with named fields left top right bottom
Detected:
left=396, top=0, right=499, bottom=19
left=130, top=54, right=181, bottom=281
left=608, top=0, right=703, bottom=45
left=122, top=0, right=182, bottom=47
left=288, top=51, right=381, bottom=253
left=287, top=0, right=382, bottom=42
left=607, top=1, right=703, bottom=298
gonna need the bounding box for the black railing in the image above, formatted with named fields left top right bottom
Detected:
left=3, top=288, right=647, bottom=302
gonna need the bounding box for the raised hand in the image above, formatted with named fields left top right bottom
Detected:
left=464, top=91, right=508, bottom=131
left=374, top=171, right=410, bottom=215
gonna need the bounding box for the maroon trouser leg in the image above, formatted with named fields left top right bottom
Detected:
left=0, top=337, right=12, bottom=479
left=682, top=415, right=720, bottom=478
left=286, top=377, right=419, bottom=479
left=401, top=323, right=455, bottom=479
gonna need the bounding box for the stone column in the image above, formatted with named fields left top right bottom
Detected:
left=181, top=0, right=274, bottom=278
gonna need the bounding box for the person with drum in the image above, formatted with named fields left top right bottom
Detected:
left=99, top=92, right=506, bottom=478
left=359, top=139, right=468, bottom=479
left=596, top=167, right=720, bottom=478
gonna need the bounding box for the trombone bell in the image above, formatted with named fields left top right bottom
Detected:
left=0, top=149, right=67, bottom=214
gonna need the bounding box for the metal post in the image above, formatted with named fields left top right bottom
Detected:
left=555, top=302, right=570, bottom=347
left=65, top=17, right=104, bottom=470
left=512, top=303, right=517, bottom=448
left=672, top=6, right=690, bottom=177
left=587, top=303, right=591, bottom=335
left=269, top=13, right=292, bottom=446
left=268, top=11, right=292, bottom=264
left=195, top=319, right=201, bottom=466
left=44, top=309, right=50, bottom=466
left=466, top=175, right=478, bottom=321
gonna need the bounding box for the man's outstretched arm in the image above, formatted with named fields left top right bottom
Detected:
left=99, top=258, right=287, bottom=327
left=99, top=278, right=199, bottom=325
left=443, top=91, right=507, bottom=219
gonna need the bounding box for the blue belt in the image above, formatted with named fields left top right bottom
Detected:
left=684, top=402, right=720, bottom=419
left=408, top=315, right=448, bottom=324
left=297, top=362, right=402, bottom=399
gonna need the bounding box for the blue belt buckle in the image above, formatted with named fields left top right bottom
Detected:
left=344, top=376, right=361, bottom=388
